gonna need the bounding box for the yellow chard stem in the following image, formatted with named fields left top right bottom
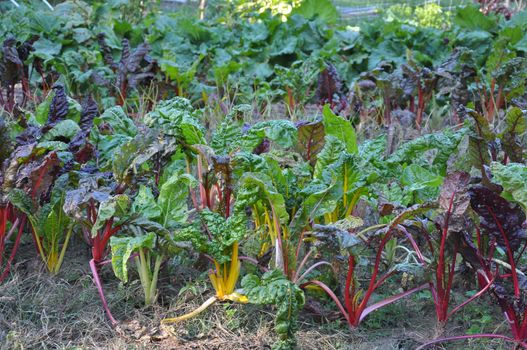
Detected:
left=27, top=215, right=46, bottom=266
left=161, top=296, right=218, bottom=324
left=253, top=205, right=260, bottom=228
left=209, top=273, right=219, bottom=294
left=263, top=208, right=275, bottom=243
left=345, top=191, right=362, bottom=217
left=223, top=262, right=228, bottom=287
left=211, top=260, right=224, bottom=297
left=225, top=242, right=239, bottom=294
left=53, top=225, right=73, bottom=275
left=137, top=249, right=152, bottom=304
left=148, top=254, right=163, bottom=305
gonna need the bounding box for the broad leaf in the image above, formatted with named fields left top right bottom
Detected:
left=110, top=233, right=155, bottom=283
left=490, top=162, right=527, bottom=211
left=242, top=270, right=305, bottom=350
left=322, top=105, right=357, bottom=154
left=469, top=185, right=527, bottom=251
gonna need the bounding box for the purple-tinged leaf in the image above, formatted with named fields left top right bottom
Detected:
left=295, top=119, right=325, bottom=165
left=469, top=185, right=527, bottom=251
left=315, top=64, right=343, bottom=106
left=45, top=84, right=69, bottom=127
left=97, top=33, right=116, bottom=70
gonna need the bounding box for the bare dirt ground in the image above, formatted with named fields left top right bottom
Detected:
left=0, top=238, right=513, bottom=350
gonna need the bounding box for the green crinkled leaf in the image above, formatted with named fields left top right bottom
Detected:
left=314, top=136, right=346, bottom=179
left=132, top=186, right=162, bottom=220
left=294, top=181, right=338, bottom=224
left=293, top=0, right=339, bottom=25
left=490, top=162, right=527, bottom=211
left=94, top=106, right=138, bottom=136
left=499, top=107, right=527, bottom=163
left=157, top=173, right=197, bottom=228
left=400, top=164, right=443, bottom=202
left=176, top=209, right=247, bottom=264
left=72, top=28, right=92, bottom=43
left=41, top=119, right=81, bottom=141
left=242, top=120, right=297, bottom=151
left=91, top=106, right=137, bottom=169
left=270, top=32, right=298, bottom=57
left=144, top=97, right=205, bottom=145
left=32, top=37, right=62, bottom=62
left=453, top=5, right=497, bottom=32
left=91, top=195, right=130, bottom=237
left=211, top=117, right=244, bottom=156
left=388, top=128, right=466, bottom=176
left=110, top=232, right=155, bottom=283
left=236, top=172, right=289, bottom=225
left=242, top=270, right=305, bottom=350
left=112, top=131, right=167, bottom=186
left=231, top=152, right=268, bottom=181
left=322, top=105, right=357, bottom=154
left=8, top=189, right=35, bottom=215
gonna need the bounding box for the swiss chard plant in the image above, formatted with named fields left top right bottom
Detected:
left=301, top=207, right=429, bottom=328
left=242, top=270, right=305, bottom=350
left=415, top=172, right=527, bottom=349
left=1, top=84, right=92, bottom=280
left=110, top=233, right=162, bottom=306
left=401, top=172, right=495, bottom=334
left=94, top=34, right=156, bottom=106
left=110, top=167, right=197, bottom=306
left=163, top=210, right=249, bottom=322
left=9, top=176, right=74, bottom=275
left=0, top=35, right=38, bottom=112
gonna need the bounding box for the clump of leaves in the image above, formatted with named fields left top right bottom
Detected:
left=9, top=175, right=73, bottom=275
left=302, top=206, right=429, bottom=328
left=94, top=34, right=156, bottom=106
left=315, top=64, right=347, bottom=112
left=242, top=270, right=305, bottom=350
left=162, top=210, right=249, bottom=323
left=416, top=178, right=527, bottom=349
left=0, top=35, right=38, bottom=112
left=110, top=233, right=163, bottom=306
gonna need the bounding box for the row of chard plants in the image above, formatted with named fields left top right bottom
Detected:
left=1, top=77, right=527, bottom=348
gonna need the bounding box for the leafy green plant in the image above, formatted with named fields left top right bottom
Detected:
left=162, top=210, right=249, bottom=323
left=242, top=269, right=305, bottom=350
left=9, top=178, right=74, bottom=275
left=402, top=172, right=494, bottom=334
left=301, top=207, right=428, bottom=328
left=95, top=34, right=155, bottom=106
left=110, top=233, right=162, bottom=306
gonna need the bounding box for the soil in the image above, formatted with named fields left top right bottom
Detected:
left=0, top=236, right=513, bottom=350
